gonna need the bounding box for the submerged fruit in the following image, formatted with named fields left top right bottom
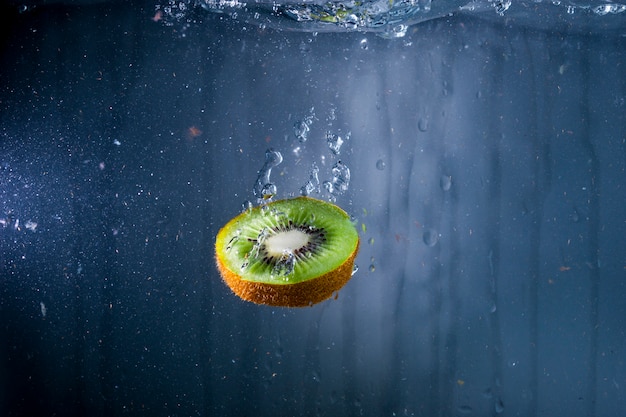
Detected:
left=215, top=196, right=360, bottom=307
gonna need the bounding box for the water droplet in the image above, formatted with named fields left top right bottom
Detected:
left=309, top=370, right=320, bottom=382
left=440, top=175, right=452, bottom=191
left=376, top=159, right=386, bottom=170
left=507, top=359, right=518, bottom=368
left=351, top=264, right=359, bottom=275
left=369, top=264, right=375, bottom=272
left=423, top=229, right=439, bottom=247
left=418, top=117, right=429, bottom=132
left=359, top=38, right=369, bottom=50
left=482, top=387, right=493, bottom=399
left=494, top=397, right=504, bottom=413
left=368, top=237, right=375, bottom=245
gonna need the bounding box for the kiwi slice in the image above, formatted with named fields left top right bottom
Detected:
left=215, top=196, right=360, bottom=307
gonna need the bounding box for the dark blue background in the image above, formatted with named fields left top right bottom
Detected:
left=1, top=2, right=625, bottom=416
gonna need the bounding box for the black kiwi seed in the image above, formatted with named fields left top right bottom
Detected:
left=255, top=223, right=326, bottom=268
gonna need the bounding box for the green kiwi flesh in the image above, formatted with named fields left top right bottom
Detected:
left=215, top=196, right=360, bottom=306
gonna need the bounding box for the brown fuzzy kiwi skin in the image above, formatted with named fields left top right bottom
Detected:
left=216, top=239, right=359, bottom=307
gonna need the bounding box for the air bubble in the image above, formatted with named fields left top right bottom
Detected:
left=226, top=234, right=239, bottom=252
left=381, top=23, right=408, bottom=38
left=250, top=228, right=269, bottom=259
left=294, top=120, right=310, bottom=143
left=241, top=200, right=253, bottom=212
left=326, top=132, right=345, bottom=155
left=273, top=250, right=296, bottom=276
left=569, top=207, right=580, bottom=223
left=323, top=181, right=334, bottom=200
left=492, top=0, right=511, bottom=15
left=593, top=3, right=626, bottom=14
left=323, top=161, right=351, bottom=200
left=423, top=229, right=439, bottom=247
left=376, top=159, right=386, bottom=170
left=253, top=149, right=283, bottom=204
left=342, top=14, right=359, bottom=30
left=293, top=107, right=315, bottom=143
left=261, top=183, right=277, bottom=200
left=440, top=175, right=452, bottom=191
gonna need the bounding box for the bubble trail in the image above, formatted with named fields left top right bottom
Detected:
left=293, top=107, right=316, bottom=143
left=323, top=161, right=351, bottom=201
left=253, top=149, right=283, bottom=203
left=300, top=162, right=320, bottom=196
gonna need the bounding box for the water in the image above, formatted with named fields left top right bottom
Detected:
left=2, top=3, right=625, bottom=417
left=189, top=0, right=626, bottom=34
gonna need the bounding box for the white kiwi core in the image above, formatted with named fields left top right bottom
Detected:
left=264, top=229, right=310, bottom=257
